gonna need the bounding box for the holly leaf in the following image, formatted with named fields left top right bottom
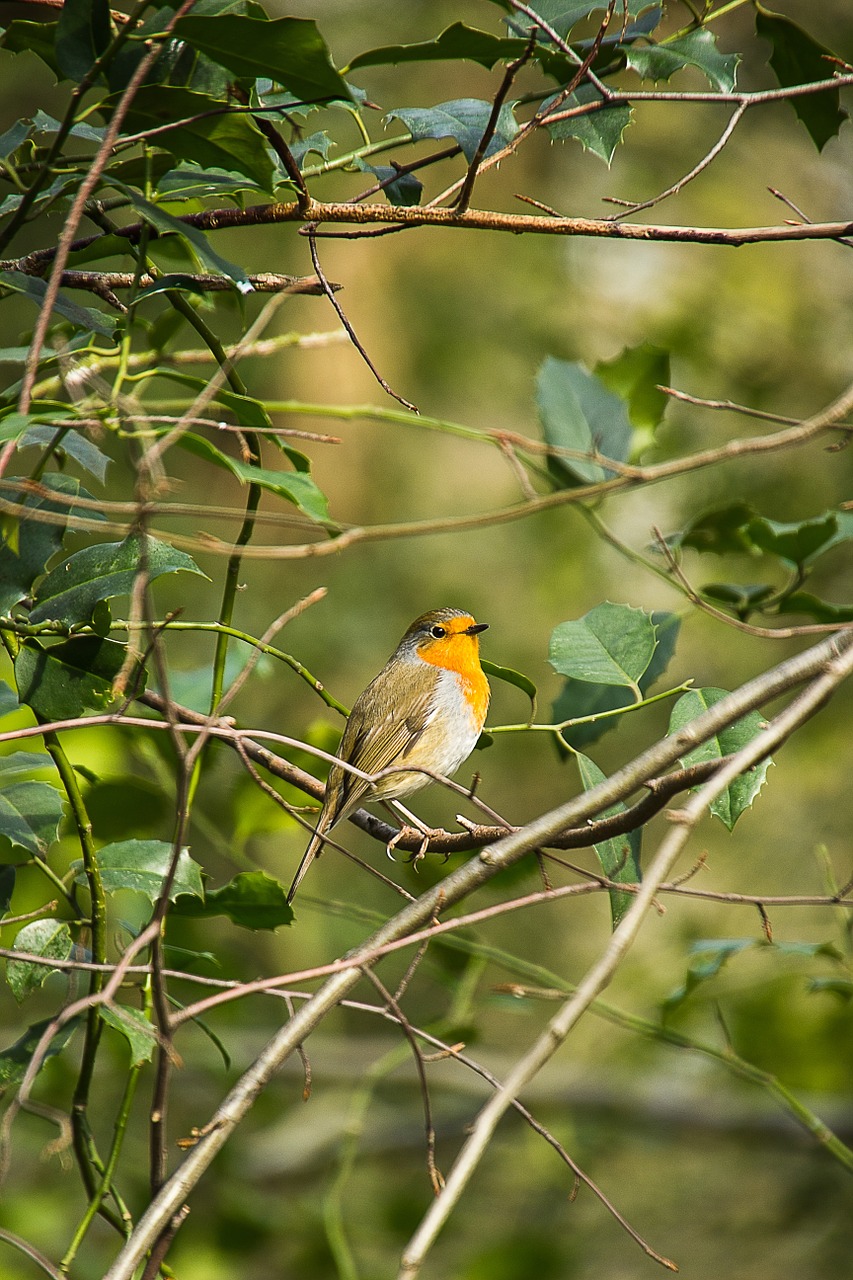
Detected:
left=537, top=356, right=633, bottom=485
left=669, top=688, right=771, bottom=829
left=577, top=751, right=641, bottom=927
left=74, top=839, right=204, bottom=904
left=549, top=602, right=658, bottom=694
left=15, top=637, right=147, bottom=719
left=386, top=99, right=519, bottom=163
left=756, top=7, right=848, bottom=151
left=174, top=870, right=294, bottom=930
left=6, top=919, right=73, bottom=1002
left=29, top=533, right=206, bottom=627
left=627, top=29, right=739, bottom=93
left=542, top=84, right=632, bottom=165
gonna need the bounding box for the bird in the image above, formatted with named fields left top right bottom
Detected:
left=287, top=607, right=490, bottom=904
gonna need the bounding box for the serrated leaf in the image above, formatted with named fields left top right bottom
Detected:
left=481, top=659, right=537, bottom=721
left=594, top=343, right=670, bottom=438
left=347, top=23, right=529, bottom=72
left=555, top=611, right=680, bottom=750
left=505, top=0, right=659, bottom=39
left=0, top=781, right=65, bottom=854
left=31, top=109, right=106, bottom=143
left=756, top=7, right=847, bottom=151
left=19, top=424, right=111, bottom=484
left=0, top=270, right=116, bottom=338
left=386, top=99, right=519, bottom=163
left=746, top=513, right=838, bottom=565
left=111, top=86, right=275, bottom=193
left=782, top=592, right=853, bottom=624
left=174, top=870, right=293, bottom=930
left=75, top=839, right=204, bottom=904
left=15, top=637, right=147, bottom=719
left=55, top=0, right=110, bottom=81
left=542, top=84, right=632, bottom=165
left=29, top=532, right=206, bottom=627
left=669, top=688, right=771, bottom=830
left=173, top=15, right=353, bottom=102
left=627, top=29, right=739, bottom=93
left=6, top=919, right=72, bottom=1001
left=0, top=474, right=102, bottom=615
left=176, top=433, right=333, bottom=524
left=675, top=502, right=757, bottom=555
left=576, top=751, right=641, bottom=927
left=100, top=1004, right=157, bottom=1065
left=550, top=602, right=658, bottom=693
left=537, top=356, right=633, bottom=485
left=0, top=1016, right=79, bottom=1085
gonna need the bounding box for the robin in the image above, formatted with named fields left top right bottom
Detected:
left=287, top=607, right=490, bottom=903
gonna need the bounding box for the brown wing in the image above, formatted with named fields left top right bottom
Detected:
left=329, top=662, right=437, bottom=825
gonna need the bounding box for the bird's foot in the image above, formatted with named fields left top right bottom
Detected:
left=386, top=824, right=438, bottom=869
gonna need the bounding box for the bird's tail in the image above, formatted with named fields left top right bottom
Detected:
left=287, top=813, right=333, bottom=904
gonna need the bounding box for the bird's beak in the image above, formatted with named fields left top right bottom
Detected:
left=466, top=622, right=489, bottom=635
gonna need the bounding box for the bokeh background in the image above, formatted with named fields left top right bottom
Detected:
left=2, top=2, right=853, bottom=1277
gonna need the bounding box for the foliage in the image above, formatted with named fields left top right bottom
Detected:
left=0, top=2, right=852, bottom=1278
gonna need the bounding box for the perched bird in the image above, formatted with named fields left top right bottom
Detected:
left=287, top=608, right=490, bottom=903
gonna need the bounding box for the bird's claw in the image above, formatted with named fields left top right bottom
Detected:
left=386, top=825, right=434, bottom=869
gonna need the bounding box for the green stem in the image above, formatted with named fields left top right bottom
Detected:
left=163, top=290, right=261, bottom=714
left=488, top=681, right=693, bottom=734
left=60, top=1061, right=141, bottom=1269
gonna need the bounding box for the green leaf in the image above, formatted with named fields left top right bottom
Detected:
left=576, top=752, right=641, bottom=927
left=669, top=688, right=771, bottom=830
left=29, top=532, right=207, bottom=627
left=155, top=165, right=269, bottom=201
left=74, top=839, right=204, bottom=904
left=31, top=109, right=106, bottom=144
left=0, top=781, right=65, bottom=854
left=536, top=356, right=633, bottom=485
left=386, top=99, right=519, bottom=163
left=756, top=7, right=848, bottom=151
left=676, top=502, right=757, bottom=555
left=0, top=21, right=62, bottom=78
left=481, top=659, right=537, bottom=721
left=0, top=864, right=15, bottom=915
left=542, top=84, right=632, bottom=165
left=172, top=15, right=353, bottom=102
left=0, top=1016, right=79, bottom=1085
left=662, top=937, right=755, bottom=1015
left=552, top=610, right=679, bottom=750
left=700, top=582, right=775, bottom=617
left=114, top=185, right=253, bottom=291
left=746, top=513, right=838, bottom=565
left=594, top=344, right=670, bottom=439
left=15, top=637, right=147, bottom=719
left=176, top=433, right=333, bottom=524
left=504, top=0, right=658, bottom=38
left=0, top=474, right=102, bottom=615
left=781, top=592, right=853, bottom=624
left=353, top=158, right=423, bottom=207
left=0, top=752, right=56, bottom=781
left=112, top=87, right=275, bottom=193
left=19, top=424, right=112, bottom=484
left=0, top=683, right=19, bottom=717
left=347, top=23, right=529, bottom=72
left=549, top=602, right=658, bottom=693
left=6, top=919, right=73, bottom=1002
left=100, top=1005, right=157, bottom=1065
left=55, top=0, right=110, bottom=81
left=0, top=270, right=116, bottom=338
left=627, top=29, right=739, bottom=93
left=0, top=120, right=33, bottom=160
left=174, top=870, right=294, bottom=930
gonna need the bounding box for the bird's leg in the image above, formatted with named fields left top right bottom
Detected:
left=381, top=800, right=438, bottom=868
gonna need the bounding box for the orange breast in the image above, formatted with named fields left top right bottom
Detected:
left=419, top=634, right=490, bottom=730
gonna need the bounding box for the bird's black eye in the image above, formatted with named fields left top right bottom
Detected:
left=429, top=624, right=447, bottom=639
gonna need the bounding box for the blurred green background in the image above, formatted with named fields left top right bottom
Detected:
left=2, top=2, right=853, bottom=1277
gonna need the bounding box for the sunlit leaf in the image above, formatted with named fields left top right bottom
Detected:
left=386, top=99, right=518, bottom=163
left=74, top=839, right=204, bottom=904
left=6, top=919, right=73, bottom=1002
left=0, top=781, right=65, bottom=854
left=669, top=687, right=771, bottom=829
left=537, top=356, right=633, bottom=484
left=549, top=603, right=657, bottom=691
left=174, top=870, right=294, bottom=930
left=542, top=84, right=632, bottom=165
left=100, top=1005, right=157, bottom=1065
left=627, top=28, right=739, bottom=93
left=15, top=637, right=147, bottom=719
